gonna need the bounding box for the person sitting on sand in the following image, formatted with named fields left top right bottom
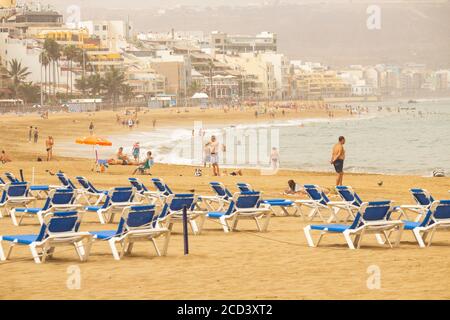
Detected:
left=133, top=151, right=154, bottom=175
left=116, top=147, right=130, bottom=165
left=0, top=150, right=11, bottom=164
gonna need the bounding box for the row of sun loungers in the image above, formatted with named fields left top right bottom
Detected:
left=0, top=171, right=449, bottom=264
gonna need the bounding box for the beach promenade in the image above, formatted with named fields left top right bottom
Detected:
left=0, top=107, right=449, bottom=299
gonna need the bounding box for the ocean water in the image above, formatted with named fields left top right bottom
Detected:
left=61, top=99, right=450, bottom=176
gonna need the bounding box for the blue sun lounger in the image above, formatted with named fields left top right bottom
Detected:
left=303, top=201, right=404, bottom=249
left=10, top=188, right=80, bottom=226
left=4, top=172, right=55, bottom=199
left=90, top=205, right=171, bottom=260
left=296, top=185, right=356, bottom=222
left=4, top=172, right=19, bottom=183
left=399, top=200, right=450, bottom=248
left=203, top=182, right=233, bottom=211
left=0, top=211, right=93, bottom=264
left=157, top=194, right=203, bottom=235
left=237, top=182, right=298, bottom=216
left=128, top=177, right=159, bottom=204
left=151, top=178, right=204, bottom=210
left=0, top=182, right=35, bottom=218
left=150, top=178, right=174, bottom=205
left=199, top=191, right=272, bottom=233
left=56, top=173, right=78, bottom=190
left=85, top=187, right=141, bottom=224
left=76, top=176, right=108, bottom=205
left=397, top=188, right=435, bottom=222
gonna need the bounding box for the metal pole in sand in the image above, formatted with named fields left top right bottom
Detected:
left=182, top=205, right=189, bottom=255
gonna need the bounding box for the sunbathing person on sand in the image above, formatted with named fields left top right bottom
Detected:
left=284, top=180, right=304, bottom=195
left=0, top=150, right=11, bottom=164
left=283, top=180, right=329, bottom=196
left=116, top=147, right=130, bottom=165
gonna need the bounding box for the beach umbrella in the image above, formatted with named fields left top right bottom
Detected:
left=75, top=135, right=112, bottom=171
left=75, top=136, right=112, bottom=147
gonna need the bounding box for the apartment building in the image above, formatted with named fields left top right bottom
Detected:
left=211, top=31, right=277, bottom=54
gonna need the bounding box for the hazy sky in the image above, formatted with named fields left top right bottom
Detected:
left=37, top=0, right=450, bottom=67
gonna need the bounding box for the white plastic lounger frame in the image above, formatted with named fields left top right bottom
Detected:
left=397, top=188, right=435, bottom=222
left=10, top=189, right=81, bottom=226
left=85, top=187, right=141, bottom=224
left=304, top=201, right=404, bottom=250
left=76, top=176, right=108, bottom=205
left=199, top=192, right=272, bottom=233
left=91, top=206, right=171, bottom=260
left=128, top=178, right=159, bottom=205
left=296, top=185, right=355, bottom=223
left=157, top=194, right=203, bottom=235
left=399, top=200, right=450, bottom=248
left=0, top=211, right=93, bottom=264
left=0, top=182, right=35, bottom=219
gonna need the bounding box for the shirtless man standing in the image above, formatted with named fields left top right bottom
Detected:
left=206, top=135, right=221, bottom=176
left=331, top=136, right=346, bottom=186
left=46, top=136, right=54, bottom=161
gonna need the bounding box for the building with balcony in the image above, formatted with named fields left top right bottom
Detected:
left=211, top=31, right=277, bottom=54
left=294, top=72, right=351, bottom=100
left=79, top=20, right=131, bottom=51
left=126, top=66, right=165, bottom=97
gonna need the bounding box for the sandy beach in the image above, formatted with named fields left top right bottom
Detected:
left=0, top=107, right=449, bottom=300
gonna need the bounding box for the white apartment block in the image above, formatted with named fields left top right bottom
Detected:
left=80, top=20, right=131, bottom=51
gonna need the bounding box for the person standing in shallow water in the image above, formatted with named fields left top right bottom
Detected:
left=331, top=136, right=346, bottom=186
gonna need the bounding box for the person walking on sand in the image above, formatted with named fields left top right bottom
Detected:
left=45, top=136, right=54, bottom=161
left=33, top=127, right=39, bottom=143
left=28, top=126, right=33, bottom=142
left=331, top=136, right=346, bottom=186
left=89, top=121, right=95, bottom=135
left=206, top=135, right=223, bottom=176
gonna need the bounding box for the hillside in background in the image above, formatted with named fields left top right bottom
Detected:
left=45, top=1, right=450, bottom=67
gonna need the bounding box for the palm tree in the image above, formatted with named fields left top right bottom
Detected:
left=7, top=59, right=31, bottom=98
left=43, top=38, right=61, bottom=96
left=18, top=82, right=40, bottom=104
left=63, top=45, right=77, bottom=95
left=39, top=51, right=50, bottom=101
left=121, top=83, right=135, bottom=102
left=102, top=67, right=126, bottom=106
left=87, top=73, right=103, bottom=98
left=75, top=76, right=89, bottom=95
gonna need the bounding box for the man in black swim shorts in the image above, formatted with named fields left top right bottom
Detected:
left=331, top=136, right=346, bottom=186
